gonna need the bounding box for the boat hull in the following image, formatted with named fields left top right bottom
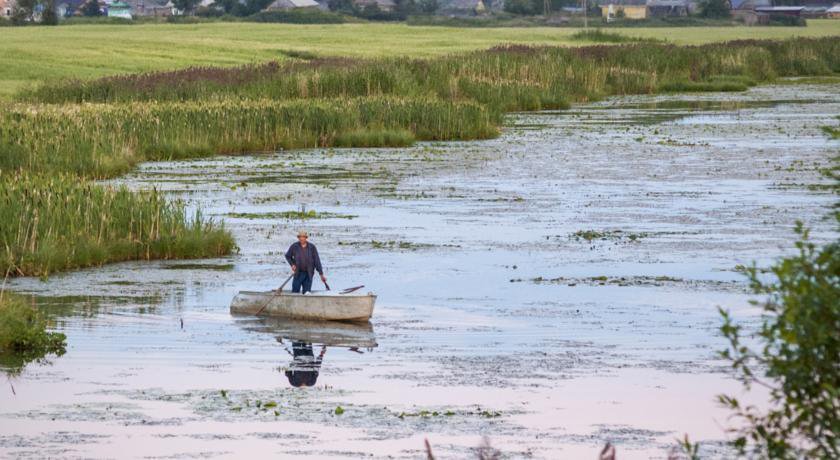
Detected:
left=230, top=291, right=375, bottom=322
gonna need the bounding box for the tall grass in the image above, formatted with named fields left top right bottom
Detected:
left=0, top=97, right=496, bottom=178
left=23, top=37, right=840, bottom=106
left=1, top=173, right=235, bottom=277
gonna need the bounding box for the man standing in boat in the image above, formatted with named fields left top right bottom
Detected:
left=284, top=231, right=326, bottom=294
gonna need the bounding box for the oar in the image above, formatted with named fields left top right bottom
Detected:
left=277, top=273, right=294, bottom=293
left=323, top=278, right=331, bottom=291
left=340, top=285, right=364, bottom=294
left=256, top=274, right=294, bottom=316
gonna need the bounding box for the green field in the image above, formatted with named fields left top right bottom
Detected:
left=2, top=21, right=839, bottom=97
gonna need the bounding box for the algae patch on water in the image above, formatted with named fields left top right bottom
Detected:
left=226, top=210, right=357, bottom=220
left=570, top=230, right=647, bottom=243
left=163, top=263, right=235, bottom=271
left=510, top=275, right=745, bottom=291
left=338, top=240, right=459, bottom=251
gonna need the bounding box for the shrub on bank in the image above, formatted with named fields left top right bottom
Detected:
left=0, top=294, right=66, bottom=365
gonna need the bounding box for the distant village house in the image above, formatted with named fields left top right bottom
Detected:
left=440, top=0, right=488, bottom=16
left=107, top=0, right=132, bottom=17
left=1, top=0, right=15, bottom=17
left=599, top=0, right=648, bottom=20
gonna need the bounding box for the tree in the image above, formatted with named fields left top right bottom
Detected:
left=234, top=0, right=273, bottom=15
left=40, top=0, right=59, bottom=24
left=210, top=0, right=238, bottom=14
left=172, top=0, right=202, bottom=14
left=698, top=0, right=730, bottom=18
left=718, top=219, right=839, bottom=458
left=11, top=0, right=37, bottom=23
left=81, top=0, right=102, bottom=16
left=417, top=0, right=437, bottom=13
left=327, top=0, right=356, bottom=13
left=503, top=0, right=537, bottom=14
left=503, top=0, right=570, bottom=15
left=393, top=0, right=416, bottom=18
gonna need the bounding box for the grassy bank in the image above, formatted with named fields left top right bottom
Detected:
left=1, top=21, right=838, bottom=97
left=1, top=173, right=234, bottom=277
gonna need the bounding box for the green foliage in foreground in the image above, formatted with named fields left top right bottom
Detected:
left=719, top=217, right=839, bottom=457
left=0, top=294, right=66, bottom=373
left=1, top=173, right=236, bottom=277
left=720, top=152, right=840, bottom=459
left=705, top=128, right=840, bottom=460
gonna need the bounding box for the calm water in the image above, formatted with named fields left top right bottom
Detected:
left=2, top=84, right=838, bottom=459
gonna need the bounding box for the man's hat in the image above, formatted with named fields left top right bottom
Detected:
left=297, top=230, right=308, bottom=238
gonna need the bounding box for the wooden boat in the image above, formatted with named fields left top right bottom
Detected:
left=234, top=316, right=378, bottom=348
left=230, top=290, right=375, bottom=322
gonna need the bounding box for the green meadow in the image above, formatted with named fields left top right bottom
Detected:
left=1, top=21, right=839, bottom=96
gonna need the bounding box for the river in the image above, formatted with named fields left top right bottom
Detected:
left=1, top=83, right=838, bottom=459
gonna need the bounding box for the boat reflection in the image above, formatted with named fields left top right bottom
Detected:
left=235, top=316, right=377, bottom=388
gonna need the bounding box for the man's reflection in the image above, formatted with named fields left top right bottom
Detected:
left=283, top=341, right=326, bottom=387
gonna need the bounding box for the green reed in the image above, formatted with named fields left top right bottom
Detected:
left=23, top=37, right=840, bottom=107
left=0, top=97, right=496, bottom=178
left=1, top=172, right=235, bottom=277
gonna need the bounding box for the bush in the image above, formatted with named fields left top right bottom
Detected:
left=80, top=0, right=102, bottom=16
left=0, top=294, right=66, bottom=372
left=248, top=9, right=346, bottom=23
left=569, top=29, right=663, bottom=43
left=503, top=0, right=538, bottom=15
left=768, top=14, right=806, bottom=27
left=61, top=16, right=136, bottom=24
left=698, top=0, right=730, bottom=18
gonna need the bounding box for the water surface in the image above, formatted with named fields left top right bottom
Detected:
left=2, top=84, right=838, bottom=459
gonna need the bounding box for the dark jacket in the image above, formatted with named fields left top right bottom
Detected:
left=284, top=242, right=323, bottom=276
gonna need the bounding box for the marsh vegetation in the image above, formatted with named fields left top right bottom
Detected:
left=2, top=37, right=838, bottom=278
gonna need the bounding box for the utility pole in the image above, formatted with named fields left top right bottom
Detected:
left=583, top=0, right=588, bottom=28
